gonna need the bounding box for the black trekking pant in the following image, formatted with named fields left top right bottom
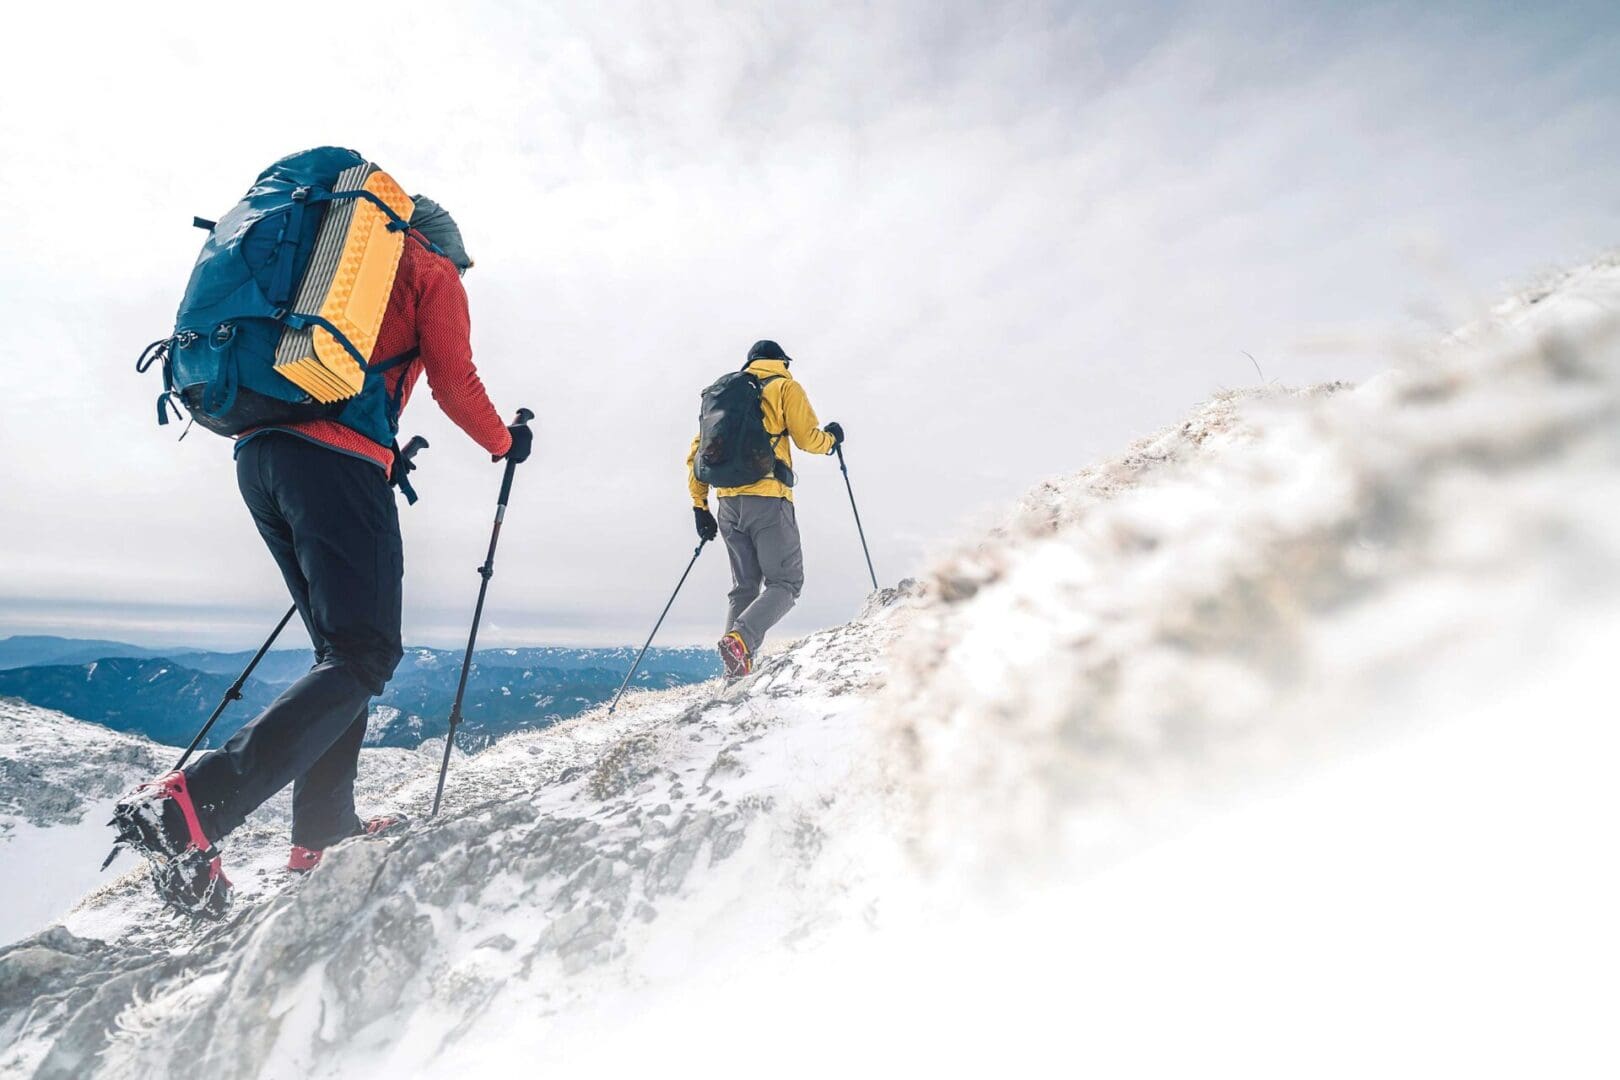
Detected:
left=186, top=433, right=404, bottom=850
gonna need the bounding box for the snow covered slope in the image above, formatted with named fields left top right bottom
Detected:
left=0, top=701, right=428, bottom=953
left=2, top=257, right=1618, bottom=1078
left=0, top=700, right=171, bottom=946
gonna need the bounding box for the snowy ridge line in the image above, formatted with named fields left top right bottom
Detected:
left=883, top=257, right=1620, bottom=879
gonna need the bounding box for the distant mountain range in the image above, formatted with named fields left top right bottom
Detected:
left=0, top=635, right=719, bottom=750
left=0, top=636, right=209, bottom=670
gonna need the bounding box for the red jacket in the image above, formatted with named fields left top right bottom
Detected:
left=254, top=238, right=513, bottom=473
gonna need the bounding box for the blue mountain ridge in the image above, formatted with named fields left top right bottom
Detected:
left=0, top=637, right=720, bottom=751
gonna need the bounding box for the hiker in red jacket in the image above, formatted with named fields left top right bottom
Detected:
left=114, top=200, right=531, bottom=914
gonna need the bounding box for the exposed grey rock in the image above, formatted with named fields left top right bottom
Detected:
left=0, top=943, right=99, bottom=1010
left=710, top=825, right=748, bottom=865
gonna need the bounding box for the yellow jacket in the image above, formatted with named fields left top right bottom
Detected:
left=688, top=359, right=836, bottom=506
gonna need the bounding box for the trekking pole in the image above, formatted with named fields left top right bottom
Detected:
left=174, top=604, right=297, bottom=772
left=431, top=408, right=534, bottom=817
left=835, top=445, right=879, bottom=592
left=607, top=539, right=708, bottom=715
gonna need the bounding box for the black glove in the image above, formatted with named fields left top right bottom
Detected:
left=694, top=506, right=719, bottom=542
left=497, top=423, right=533, bottom=464
left=823, top=421, right=844, bottom=449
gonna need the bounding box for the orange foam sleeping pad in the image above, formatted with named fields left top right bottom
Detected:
left=275, top=170, right=415, bottom=404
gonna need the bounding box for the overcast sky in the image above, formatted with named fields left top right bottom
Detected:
left=1, top=1, right=1617, bottom=650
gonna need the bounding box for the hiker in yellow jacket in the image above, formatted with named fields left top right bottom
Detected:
left=687, top=340, right=843, bottom=677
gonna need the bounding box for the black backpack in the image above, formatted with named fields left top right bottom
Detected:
left=694, top=369, right=793, bottom=489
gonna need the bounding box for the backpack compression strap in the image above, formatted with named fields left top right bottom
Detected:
left=304, top=188, right=447, bottom=257
left=273, top=187, right=448, bottom=325
left=372, top=346, right=422, bottom=502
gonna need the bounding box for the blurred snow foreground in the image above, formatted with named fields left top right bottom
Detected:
left=5, top=258, right=1620, bottom=1079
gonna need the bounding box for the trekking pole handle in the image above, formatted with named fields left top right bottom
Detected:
left=400, top=435, right=429, bottom=463
left=497, top=407, right=534, bottom=509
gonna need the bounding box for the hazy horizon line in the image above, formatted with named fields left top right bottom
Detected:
left=0, top=596, right=733, bottom=654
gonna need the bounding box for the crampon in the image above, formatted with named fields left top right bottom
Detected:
left=107, top=771, right=232, bottom=919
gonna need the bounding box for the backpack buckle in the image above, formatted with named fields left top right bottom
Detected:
left=210, top=323, right=236, bottom=349
left=291, top=186, right=311, bottom=202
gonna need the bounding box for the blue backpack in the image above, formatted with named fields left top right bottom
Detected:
left=137, top=147, right=435, bottom=448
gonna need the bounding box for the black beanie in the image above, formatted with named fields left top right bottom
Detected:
left=747, top=339, right=792, bottom=364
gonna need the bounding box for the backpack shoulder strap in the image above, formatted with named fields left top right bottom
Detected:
left=756, top=373, right=788, bottom=439
left=371, top=346, right=422, bottom=434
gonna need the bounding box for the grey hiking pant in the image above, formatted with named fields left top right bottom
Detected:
left=718, top=494, right=804, bottom=654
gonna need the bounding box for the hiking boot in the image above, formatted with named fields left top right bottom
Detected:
left=287, top=845, right=323, bottom=873
left=109, top=771, right=232, bottom=919
left=287, top=814, right=412, bottom=873
left=717, top=631, right=752, bottom=678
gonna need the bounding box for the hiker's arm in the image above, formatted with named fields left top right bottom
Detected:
left=417, top=267, right=513, bottom=458
left=783, top=381, right=836, bottom=455
left=687, top=435, right=710, bottom=508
